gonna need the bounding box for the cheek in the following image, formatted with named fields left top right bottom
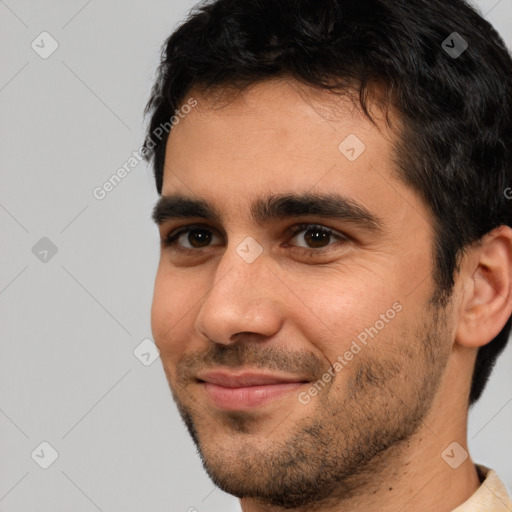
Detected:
left=150, top=267, right=195, bottom=362
left=294, top=269, right=404, bottom=362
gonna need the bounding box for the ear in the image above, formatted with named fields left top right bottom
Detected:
left=455, top=225, right=512, bottom=348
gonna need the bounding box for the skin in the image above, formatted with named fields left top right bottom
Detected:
left=150, top=77, right=512, bottom=511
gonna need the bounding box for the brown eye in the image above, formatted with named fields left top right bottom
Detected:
left=289, top=224, right=347, bottom=250
left=302, top=227, right=331, bottom=248
left=162, top=225, right=221, bottom=249
left=185, top=228, right=213, bottom=248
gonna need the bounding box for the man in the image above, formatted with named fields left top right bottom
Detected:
left=144, top=0, right=512, bottom=510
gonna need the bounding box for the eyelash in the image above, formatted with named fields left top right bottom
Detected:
left=161, top=223, right=348, bottom=255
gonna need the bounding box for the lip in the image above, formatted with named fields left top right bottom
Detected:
left=197, top=370, right=310, bottom=410
left=197, top=370, right=309, bottom=387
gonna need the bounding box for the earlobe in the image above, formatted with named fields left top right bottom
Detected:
left=455, top=226, right=512, bottom=349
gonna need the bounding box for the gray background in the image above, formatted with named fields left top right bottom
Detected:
left=0, top=1, right=511, bottom=511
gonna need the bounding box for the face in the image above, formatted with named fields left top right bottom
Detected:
left=151, top=78, right=454, bottom=509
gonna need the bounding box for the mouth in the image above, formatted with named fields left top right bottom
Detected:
left=196, top=370, right=310, bottom=410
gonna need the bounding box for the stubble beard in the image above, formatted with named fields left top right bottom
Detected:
left=168, top=300, right=453, bottom=510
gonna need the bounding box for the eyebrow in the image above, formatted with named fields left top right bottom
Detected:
left=152, top=192, right=384, bottom=233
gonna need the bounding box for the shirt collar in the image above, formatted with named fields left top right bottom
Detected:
left=451, top=465, right=511, bottom=511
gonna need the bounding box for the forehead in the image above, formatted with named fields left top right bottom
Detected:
left=160, top=78, right=424, bottom=230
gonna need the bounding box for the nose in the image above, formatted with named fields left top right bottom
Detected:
left=194, top=242, right=284, bottom=346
